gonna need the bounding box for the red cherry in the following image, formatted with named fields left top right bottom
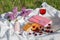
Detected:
left=46, top=24, right=51, bottom=29
left=48, top=24, right=51, bottom=26
left=48, top=24, right=51, bottom=25
left=39, top=9, right=46, bottom=15
left=42, top=29, right=44, bottom=31
left=40, top=26, right=42, bottom=28
left=33, top=26, right=35, bottom=28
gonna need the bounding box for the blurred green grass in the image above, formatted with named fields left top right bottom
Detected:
left=0, top=0, right=60, bottom=14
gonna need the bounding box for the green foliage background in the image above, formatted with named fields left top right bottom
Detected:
left=0, top=0, right=60, bottom=14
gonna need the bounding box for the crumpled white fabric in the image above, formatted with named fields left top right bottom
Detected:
left=0, top=20, right=9, bottom=37
left=17, top=16, right=27, bottom=27
left=41, top=2, right=58, bottom=17
left=16, top=2, right=60, bottom=40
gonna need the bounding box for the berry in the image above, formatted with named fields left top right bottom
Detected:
left=29, top=33, right=31, bottom=35
left=50, top=31, right=53, bottom=33
left=33, top=27, right=40, bottom=33
left=33, top=32, right=35, bottom=34
left=42, top=29, right=44, bottom=31
left=33, top=26, right=35, bottom=28
left=39, top=9, right=46, bottom=15
left=48, top=24, right=51, bottom=25
left=45, top=30, right=50, bottom=33
left=46, top=27, right=51, bottom=29
left=39, top=31, right=43, bottom=33
left=36, top=28, right=40, bottom=32
left=40, top=26, right=42, bottom=28
left=46, top=24, right=51, bottom=29
left=34, top=34, right=37, bottom=36
left=39, top=33, right=42, bottom=35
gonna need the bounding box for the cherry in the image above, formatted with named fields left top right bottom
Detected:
left=40, top=25, right=44, bottom=29
left=39, top=31, right=43, bottom=33
left=42, top=29, right=44, bottom=31
left=50, top=31, right=53, bottom=33
left=33, top=26, right=35, bottom=28
left=33, top=27, right=40, bottom=33
left=39, top=31, right=43, bottom=35
left=46, top=27, right=51, bottom=29
left=36, top=28, right=40, bottom=32
left=39, top=9, right=46, bottom=15
left=48, top=24, right=51, bottom=27
left=39, top=33, right=42, bottom=35
left=29, top=33, right=31, bottom=35
left=40, top=26, right=42, bottom=28
left=33, top=32, right=35, bottom=34
left=48, top=24, right=51, bottom=25
left=46, top=24, right=51, bottom=29
left=44, top=30, right=50, bottom=33
left=34, top=34, right=37, bottom=36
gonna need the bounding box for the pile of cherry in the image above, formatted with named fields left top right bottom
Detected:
left=28, top=24, right=53, bottom=36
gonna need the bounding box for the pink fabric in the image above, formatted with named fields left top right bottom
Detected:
left=29, top=15, right=52, bottom=26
